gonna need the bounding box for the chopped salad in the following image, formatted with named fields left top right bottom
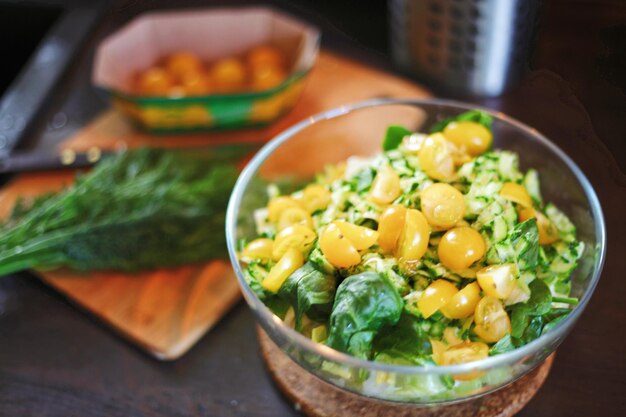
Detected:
left=239, top=110, right=583, bottom=373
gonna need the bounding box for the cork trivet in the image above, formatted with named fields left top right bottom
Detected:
left=257, top=328, right=554, bottom=417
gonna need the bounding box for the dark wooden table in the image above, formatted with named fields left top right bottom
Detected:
left=0, top=1, right=624, bottom=416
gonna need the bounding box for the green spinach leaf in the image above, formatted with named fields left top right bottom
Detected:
left=348, top=331, right=376, bottom=358
left=509, top=279, right=552, bottom=340
left=373, top=312, right=431, bottom=364
left=523, top=278, right=553, bottom=315
left=510, top=307, right=530, bottom=339
left=279, top=262, right=337, bottom=330
left=352, top=168, right=375, bottom=193
left=382, top=125, right=412, bottom=151
left=489, top=334, right=516, bottom=355
left=307, top=245, right=336, bottom=275
left=536, top=307, right=572, bottom=336
left=244, top=264, right=290, bottom=318
left=430, top=110, right=493, bottom=133
left=327, top=271, right=403, bottom=359
left=521, top=316, right=544, bottom=343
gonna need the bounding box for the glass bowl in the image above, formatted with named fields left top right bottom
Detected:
left=225, top=98, right=606, bottom=404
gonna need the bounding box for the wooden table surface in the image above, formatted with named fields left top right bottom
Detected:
left=0, top=0, right=624, bottom=416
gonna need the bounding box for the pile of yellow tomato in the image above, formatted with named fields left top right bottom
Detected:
left=134, top=45, right=287, bottom=97
left=242, top=120, right=561, bottom=367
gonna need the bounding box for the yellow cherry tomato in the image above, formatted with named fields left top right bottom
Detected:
left=251, top=65, right=286, bottom=91
left=319, top=222, right=361, bottom=268
left=334, top=221, right=379, bottom=250
left=241, top=238, right=274, bottom=261
left=500, top=182, right=533, bottom=208
left=418, top=279, right=459, bottom=319
left=441, top=341, right=489, bottom=380
left=518, top=207, right=559, bottom=245
left=441, top=341, right=489, bottom=364
left=455, top=219, right=470, bottom=228
left=247, top=45, right=285, bottom=71
left=136, top=67, right=173, bottom=96
left=443, top=327, right=464, bottom=346
left=431, top=339, right=447, bottom=365
left=443, top=121, right=493, bottom=156
left=210, top=58, right=246, bottom=93
left=420, top=183, right=466, bottom=229
left=449, top=144, right=473, bottom=166
left=398, top=209, right=431, bottom=263
left=434, top=338, right=490, bottom=380
left=167, top=85, right=186, bottom=98
left=440, top=282, right=481, bottom=319
left=277, top=206, right=314, bottom=231
left=418, top=133, right=456, bottom=181
left=179, top=71, right=212, bottom=95
left=295, top=184, right=332, bottom=213
left=267, top=196, right=302, bottom=223
left=165, top=51, right=203, bottom=79
left=438, top=227, right=486, bottom=271
left=476, top=264, right=517, bottom=299
left=369, top=165, right=401, bottom=205
left=474, top=296, right=512, bottom=343
left=261, top=248, right=303, bottom=293
left=272, top=224, right=316, bottom=261
left=403, top=133, right=427, bottom=154
left=378, top=205, right=407, bottom=254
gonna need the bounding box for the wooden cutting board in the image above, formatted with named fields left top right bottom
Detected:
left=0, top=51, right=430, bottom=360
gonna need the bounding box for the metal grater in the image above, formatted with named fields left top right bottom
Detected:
left=389, top=0, right=542, bottom=96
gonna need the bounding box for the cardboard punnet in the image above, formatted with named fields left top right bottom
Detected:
left=93, top=7, right=320, bottom=133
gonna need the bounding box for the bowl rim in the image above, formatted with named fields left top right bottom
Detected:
left=226, top=97, right=606, bottom=375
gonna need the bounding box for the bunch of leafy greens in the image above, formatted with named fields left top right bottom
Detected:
left=0, top=147, right=242, bottom=276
